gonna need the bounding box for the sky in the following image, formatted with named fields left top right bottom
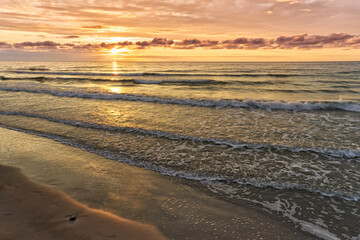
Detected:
left=0, top=0, right=360, bottom=61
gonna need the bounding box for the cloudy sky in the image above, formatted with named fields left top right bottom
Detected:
left=0, top=0, right=359, bottom=61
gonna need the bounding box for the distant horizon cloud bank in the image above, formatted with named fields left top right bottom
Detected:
left=1, top=33, right=360, bottom=54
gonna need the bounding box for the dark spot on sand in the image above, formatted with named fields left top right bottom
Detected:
left=69, top=214, right=77, bottom=222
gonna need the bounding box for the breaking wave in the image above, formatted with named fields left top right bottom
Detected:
left=0, top=121, right=358, bottom=203
left=12, top=70, right=306, bottom=77
left=1, top=110, right=359, bottom=160
left=1, top=87, right=360, bottom=112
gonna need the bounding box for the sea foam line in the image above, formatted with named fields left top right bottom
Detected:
left=12, top=70, right=307, bottom=77
left=2, top=75, right=221, bottom=84
left=131, top=79, right=219, bottom=84
left=0, top=111, right=359, bottom=159
left=1, top=87, right=360, bottom=112
left=1, top=75, right=291, bottom=86
left=0, top=122, right=359, bottom=203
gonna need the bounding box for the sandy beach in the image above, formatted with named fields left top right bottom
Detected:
left=0, top=164, right=167, bottom=240
left=0, top=127, right=319, bottom=239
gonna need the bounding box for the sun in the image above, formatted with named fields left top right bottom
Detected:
left=110, top=47, right=128, bottom=55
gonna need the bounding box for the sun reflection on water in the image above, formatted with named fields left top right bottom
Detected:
left=112, top=61, right=118, bottom=75
left=108, top=87, right=123, bottom=93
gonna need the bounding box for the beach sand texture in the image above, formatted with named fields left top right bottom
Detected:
left=0, top=163, right=167, bottom=240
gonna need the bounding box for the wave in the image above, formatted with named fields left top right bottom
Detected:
left=157, top=69, right=200, bottom=73
left=52, top=77, right=225, bottom=86
left=1, top=87, right=360, bottom=112
left=1, top=76, right=229, bottom=86
left=320, top=89, right=359, bottom=94
left=1, top=75, right=130, bottom=83
left=1, top=76, right=47, bottom=81
left=317, top=80, right=359, bottom=84
left=15, top=67, right=50, bottom=71
left=0, top=122, right=359, bottom=203
left=2, top=75, right=223, bottom=85
left=1, top=75, right=290, bottom=86
left=336, top=70, right=360, bottom=74
left=130, top=79, right=225, bottom=85
left=249, top=198, right=344, bottom=240
left=28, top=67, right=49, bottom=71
left=233, top=80, right=289, bottom=85
left=263, top=89, right=359, bottom=94
left=1, top=111, right=359, bottom=160
left=12, top=70, right=306, bottom=78
left=13, top=70, right=148, bottom=76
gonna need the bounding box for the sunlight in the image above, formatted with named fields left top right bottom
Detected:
left=110, top=47, right=128, bottom=55
left=108, top=87, right=123, bottom=94
left=112, top=61, right=118, bottom=74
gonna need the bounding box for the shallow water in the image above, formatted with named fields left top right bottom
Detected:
left=0, top=61, right=359, bottom=239
left=0, top=127, right=316, bottom=240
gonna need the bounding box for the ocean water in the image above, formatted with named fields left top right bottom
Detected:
left=0, top=61, right=359, bottom=239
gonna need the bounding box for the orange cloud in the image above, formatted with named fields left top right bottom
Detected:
left=1, top=0, right=359, bottom=41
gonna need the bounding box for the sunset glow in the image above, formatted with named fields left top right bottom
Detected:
left=0, top=0, right=359, bottom=61
left=110, top=47, right=128, bottom=55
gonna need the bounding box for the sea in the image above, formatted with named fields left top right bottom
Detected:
left=0, top=61, right=359, bottom=240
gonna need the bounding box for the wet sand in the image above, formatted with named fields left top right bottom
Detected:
left=0, top=127, right=318, bottom=240
left=0, top=164, right=167, bottom=240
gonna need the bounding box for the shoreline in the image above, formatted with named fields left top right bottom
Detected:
left=0, top=164, right=167, bottom=240
left=0, top=127, right=319, bottom=239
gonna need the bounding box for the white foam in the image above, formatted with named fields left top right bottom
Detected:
left=12, top=70, right=303, bottom=77
left=1, top=87, right=360, bottom=112
left=1, top=110, right=359, bottom=160
left=133, top=79, right=215, bottom=84
left=0, top=121, right=359, bottom=203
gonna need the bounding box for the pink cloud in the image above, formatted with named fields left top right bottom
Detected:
left=13, top=41, right=60, bottom=49
left=63, top=35, right=80, bottom=39
left=276, top=33, right=354, bottom=49
left=82, top=25, right=104, bottom=29
left=3, top=34, right=360, bottom=52
left=0, top=42, right=12, bottom=48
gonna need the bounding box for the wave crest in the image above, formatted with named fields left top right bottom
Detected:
left=0, top=122, right=359, bottom=202
left=1, top=87, right=360, bottom=112
left=1, top=111, right=359, bottom=159
left=12, top=70, right=306, bottom=77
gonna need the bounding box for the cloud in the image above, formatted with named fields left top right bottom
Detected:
left=1, top=0, right=359, bottom=42
left=276, top=0, right=301, bottom=4
left=63, top=35, right=80, bottom=39
left=150, top=37, right=174, bottom=46
left=275, top=33, right=354, bottom=49
left=13, top=41, right=60, bottom=49
left=70, top=43, right=100, bottom=52
left=222, top=38, right=268, bottom=49
left=3, top=34, right=360, bottom=53
left=0, top=42, right=12, bottom=48
left=173, top=39, right=220, bottom=49
left=346, top=36, right=360, bottom=44
left=82, top=25, right=104, bottom=29
left=100, top=41, right=134, bottom=50
left=134, top=38, right=174, bottom=49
